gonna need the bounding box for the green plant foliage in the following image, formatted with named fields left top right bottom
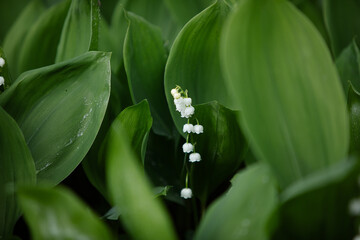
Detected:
left=124, top=12, right=173, bottom=136
left=336, top=41, right=360, bottom=96
left=190, top=102, right=247, bottom=204
left=165, top=0, right=233, bottom=135
left=0, top=48, right=13, bottom=88
left=221, top=0, right=348, bottom=187
left=18, top=185, right=114, bottom=240
left=194, top=163, right=278, bottom=240
left=84, top=100, right=152, bottom=197
left=106, top=111, right=178, bottom=240
left=348, top=86, right=360, bottom=153
left=323, top=0, right=360, bottom=57
left=56, top=0, right=99, bottom=63
left=17, top=0, right=70, bottom=75
left=0, top=107, right=36, bottom=238
left=0, top=51, right=111, bottom=186
left=3, top=0, right=46, bottom=77
left=274, top=157, right=360, bottom=239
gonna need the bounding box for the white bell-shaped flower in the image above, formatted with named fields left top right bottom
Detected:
left=183, top=124, right=194, bottom=133
left=349, top=198, right=360, bottom=216
left=189, top=152, right=201, bottom=162
left=182, top=143, right=194, bottom=153
left=171, top=88, right=178, bottom=96
left=175, top=98, right=186, bottom=112
left=0, top=76, right=4, bottom=86
left=0, top=58, right=5, bottom=68
left=173, top=92, right=181, bottom=99
left=194, top=124, right=204, bottom=134
left=182, top=106, right=195, bottom=118
left=180, top=188, right=192, bottom=199
left=183, top=97, right=192, bottom=106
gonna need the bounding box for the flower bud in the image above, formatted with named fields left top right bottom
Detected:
left=171, top=88, right=178, bottom=96
left=180, top=188, right=192, bottom=199
left=173, top=92, right=181, bottom=99
left=0, top=76, right=4, bottom=86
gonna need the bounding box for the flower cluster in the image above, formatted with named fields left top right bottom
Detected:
left=349, top=176, right=360, bottom=240
left=171, top=85, right=204, bottom=199
left=0, top=57, right=5, bottom=87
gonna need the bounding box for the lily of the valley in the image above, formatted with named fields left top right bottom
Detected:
left=180, top=188, right=192, bottom=199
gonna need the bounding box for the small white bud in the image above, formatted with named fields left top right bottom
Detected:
left=349, top=198, right=360, bottom=215
left=171, top=88, right=178, bottom=96
left=182, top=143, right=193, bottom=153
left=180, top=188, right=192, bottom=199
left=189, top=152, right=201, bottom=162
left=183, top=98, right=192, bottom=106
left=0, top=58, right=5, bottom=68
left=183, top=106, right=195, bottom=118
left=0, top=76, right=4, bottom=86
left=173, top=92, right=181, bottom=99
left=194, top=124, right=204, bottom=134
left=183, top=124, right=194, bottom=133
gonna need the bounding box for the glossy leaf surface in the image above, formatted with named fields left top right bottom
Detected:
left=106, top=110, right=178, bottom=240
left=84, top=100, right=152, bottom=197
left=323, top=0, right=360, bottom=57
left=274, top=157, right=360, bottom=239
left=222, top=0, right=348, bottom=187
left=190, top=102, right=247, bottom=203
left=17, top=0, right=70, bottom=74
left=0, top=51, right=111, bottom=186
left=18, top=186, right=114, bottom=240
left=124, top=12, right=173, bottom=136
left=0, top=107, right=36, bottom=238
left=165, top=0, right=232, bottom=134
left=195, top=163, right=278, bottom=240
left=3, top=0, right=45, bottom=77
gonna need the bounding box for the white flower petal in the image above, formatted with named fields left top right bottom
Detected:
left=194, top=124, right=204, bottom=134
left=173, top=92, right=181, bottom=99
left=189, top=153, right=201, bottom=162
left=183, top=124, right=194, bottom=133
left=183, top=98, right=192, bottom=106
left=180, top=188, right=192, bottom=199
left=182, top=143, right=194, bottom=153
left=0, top=58, right=5, bottom=68
left=171, top=88, right=178, bottom=96
left=0, top=76, right=4, bottom=86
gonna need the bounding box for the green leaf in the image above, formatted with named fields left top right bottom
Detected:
left=165, top=0, right=233, bottom=135
left=0, top=51, right=111, bottom=186
left=273, top=157, right=360, bottom=239
left=221, top=0, right=349, bottom=187
left=83, top=100, right=152, bottom=198
left=348, top=85, right=360, bottom=153
left=0, top=107, right=36, bottom=238
left=323, top=0, right=360, bottom=57
left=106, top=109, right=178, bottom=240
left=56, top=0, right=99, bottom=63
left=194, top=163, right=278, bottom=240
left=17, top=0, right=70, bottom=75
left=18, top=185, right=114, bottom=240
left=190, top=102, right=247, bottom=204
left=3, top=0, right=45, bottom=77
left=124, top=12, right=174, bottom=136
left=336, top=40, right=360, bottom=96
left=163, top=0, right=214, bottom=26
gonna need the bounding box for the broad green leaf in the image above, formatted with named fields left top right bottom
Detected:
left=348, top=85, right=360, bottom=153
left=194, top=163, right=278, bottom=240
left=221, top=0, right=348, bottom=187
left=17, top=0, right=70, bottom=75
left=124, top=12, right=173, bottom=136
left=106, top=112, right=178, bottom=240
left=323, top=0, right=360, bottom=57
left=190, top=102, right=247, bottom=204
left=84, top=100, right=152, bottom=197
left=0, top=51, right=111, bottom=186
left=0, top=48, right=13, bottom=88
left=3, top=0, right=45, bottom=77
left=18, top=185, right=114, bottom=240
left=336, top=40, right=360, bottom=96
left=163, top=0, right=214, bottom=26
left=56, top=0, right=99, bottom=63
left=273, top=157, right=360, bottom=239
left=107, top=0, right=179, bottom=73
left=0, top=107, right=36, bottom=238
left=165, top=0, right=232, bottom=134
